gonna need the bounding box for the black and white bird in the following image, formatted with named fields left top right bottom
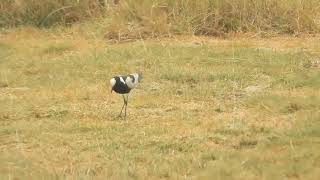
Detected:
left=110, top=73, right=142, bottom=119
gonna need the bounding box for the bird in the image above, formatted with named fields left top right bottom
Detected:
left=109, top=72, right=142, bottom=119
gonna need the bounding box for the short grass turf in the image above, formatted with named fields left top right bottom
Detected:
left=0, top=28, right=320, bottom=179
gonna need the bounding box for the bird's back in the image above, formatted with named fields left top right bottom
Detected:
left=110, top=73, right=142, bottom=94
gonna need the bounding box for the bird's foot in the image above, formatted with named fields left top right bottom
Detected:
left=117, top=115, right=127, bottom=120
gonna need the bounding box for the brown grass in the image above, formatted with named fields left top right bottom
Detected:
left=0, top=0, right=106, bottom=27
left=106, top=0, right=320, bottom=41
left=1, top=26, right=320, bottom=179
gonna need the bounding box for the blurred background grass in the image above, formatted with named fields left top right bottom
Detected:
left=0, top=0, right=107, bottom=27
left=1, top=0, right=320, bottom=38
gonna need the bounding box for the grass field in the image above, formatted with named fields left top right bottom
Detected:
left=0, top=26, right=320, bottom=179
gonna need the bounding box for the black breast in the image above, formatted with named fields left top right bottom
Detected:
left=113, top=76, right=131, bottom=94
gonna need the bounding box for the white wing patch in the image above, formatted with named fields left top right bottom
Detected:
left=119, top=77, right=126, bottom=84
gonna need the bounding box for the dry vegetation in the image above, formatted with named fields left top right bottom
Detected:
left=1, top=25, right=320, bottom=179
left=1, top=0, right=320, bottom=36
left=106, top=0, right=320, bottom=40
left=1, top=0, right=320, bottom=179
left=0, top=0, right=106, bottom=27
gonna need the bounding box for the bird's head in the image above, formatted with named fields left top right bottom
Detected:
left=137, top=72, right=143, bottom=82
left=109, top=78, right=116, bottom=93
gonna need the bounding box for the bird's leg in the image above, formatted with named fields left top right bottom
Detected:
left=124, top=94, right=129, bottom=119
left=118, top=95, right=126, bottom=117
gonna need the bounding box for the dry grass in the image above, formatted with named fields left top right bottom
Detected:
left=0, top=0, right=106, bottom=27
left=0, top=26, right=320, bottom=179
left=106, top=0, right=320, bottom=41
left=1, top=0, right=320, bottom=37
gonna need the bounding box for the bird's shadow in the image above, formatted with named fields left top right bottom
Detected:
left=109, top=115, right=128, bottom=122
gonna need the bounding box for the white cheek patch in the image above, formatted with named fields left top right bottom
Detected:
left=119, top=77, right=126, bottom=84
left=110, top=78, right=116, bottom=87
left=126, top=77, right=135, bottom=89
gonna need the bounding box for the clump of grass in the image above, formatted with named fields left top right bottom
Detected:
left=41, top=43, right=74, bottom=55
left=159, top=68, right=199, bottom=83
left=0, top=0, right=106, bottom=27
left=106, top=0, right=320, bottom=41
left=246, top=95, right=320, bottom=115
